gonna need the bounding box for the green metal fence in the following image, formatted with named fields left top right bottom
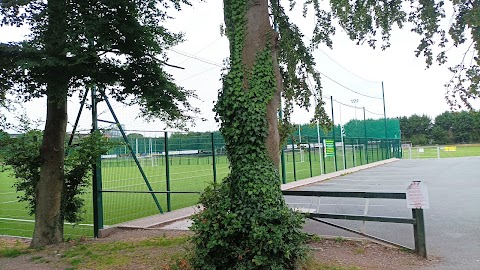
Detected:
left=0, top=131, right=400, bottom=239
left=92, top=133, right=400, bottom=235
left=282, top=190, right=427, bottom=258
left=280, top=136, right=401, bottom=183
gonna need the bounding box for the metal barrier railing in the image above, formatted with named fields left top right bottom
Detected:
left=282, top=190, right=427, bottom=258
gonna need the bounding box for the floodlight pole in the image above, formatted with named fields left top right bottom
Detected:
left=315, top=100, right=324, bottom=175
left=339, top=104, right=346, bottom=170
left=330, top=96, right=338, bottom=171
left=382, top=81, right=388, bottom=158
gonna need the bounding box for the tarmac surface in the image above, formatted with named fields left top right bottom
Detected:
left=287, top=157, right=480, bottom=270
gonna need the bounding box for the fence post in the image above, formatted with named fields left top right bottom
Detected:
left=308, top=143, right=313, bottom=177
left=412, top=209, right=427, bottom=258
left=392, top=141, right=394, bottom=158
left=352, top=139, right=356, bottom=167
left=91, top=86, right=103, bottom=238
left=211, top=132, right=217, bottom=184
left=392, top=140, right=396, bottom=157
left=397, top=140, right=401, bottom=158
left=291, top=137, right=297, bottom=181
left=281, top=146, right=287, bottom=184
left=399, top=140, right=403, bottom=158
left=388, top=140, right=391, bottom=158
left=164, top=132, right=171, bottom=212
left=381, top=140, right=384, bottom=160
left=358, top=139, right=363, bottom=165
left=322, top=141, right=327, bottom=174
left=386, top=142, right=390, bottom=159
left=389, top=140, right=392, bottom=158
left=386, top=140, right=389, bottom=159
left=316, top=124, right=323, bottom=175
left=385, top=140, right=388, bottom=159
left=385, top=139, right=390, bottom=159
left=436, top=145, right=440, bottom=159
left=400, top=140, right=403, bottom=158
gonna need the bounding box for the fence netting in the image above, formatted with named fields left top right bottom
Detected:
left=1, top=129, right=400, bottom=238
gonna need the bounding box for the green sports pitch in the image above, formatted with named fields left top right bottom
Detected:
left=402, top=144, right=480, bottom=159
left=1, top=145, right=394, bottom=238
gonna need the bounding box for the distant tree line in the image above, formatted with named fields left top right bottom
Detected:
left=399, top=111, right=480, bottom=145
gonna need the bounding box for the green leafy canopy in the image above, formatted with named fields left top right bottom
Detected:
left=254, top=0, right=479, bottom=119
left=297, top=0, right=479, bottom=110
left=0, top=0, right=198, bottom=127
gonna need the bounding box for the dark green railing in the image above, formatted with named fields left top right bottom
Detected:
left=282, top=190, right=427, bottom=258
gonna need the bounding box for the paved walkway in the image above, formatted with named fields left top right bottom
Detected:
left=289, top=157, right=480, bottom=270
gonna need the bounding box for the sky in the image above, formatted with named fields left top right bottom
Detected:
left=1, top=1, right=478, bottom=135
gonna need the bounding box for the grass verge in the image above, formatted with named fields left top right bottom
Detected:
left=0, top=233, right=369, bottom=270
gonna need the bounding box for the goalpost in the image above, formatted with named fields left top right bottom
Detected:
left=402, top=141, right=412, bottom=159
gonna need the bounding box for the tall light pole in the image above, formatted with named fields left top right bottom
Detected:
left=382, top=82, right=388, bottom=159
left=382, top=82, right=387, bottom=140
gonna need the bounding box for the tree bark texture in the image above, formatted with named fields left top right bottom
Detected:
left=31, top=0, right=68, bottom=247
left=242, top=0, right=282, bottom=167
left=31, top=92, right=68, bottom=247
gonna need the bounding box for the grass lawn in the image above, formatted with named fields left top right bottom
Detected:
left=1, top=145, right=395, bottom=238
left=402, top=144, right=480, bottom=159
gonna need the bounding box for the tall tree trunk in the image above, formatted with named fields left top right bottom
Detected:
left=267, top=51, right=282, bottom=167
left=31, top=0, right=68, bottom=247
left=191, top=2, right=306, bottom=267
left=31, top=91, right=68, bottom=247
left=243, top=0, right=281, bottom=167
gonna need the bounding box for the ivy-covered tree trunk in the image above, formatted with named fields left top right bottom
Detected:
left=242, top=0, right=282, bottom=167
left=191, top=0, right=306, bottom=268
left=31, top=0, right=68, bottom=247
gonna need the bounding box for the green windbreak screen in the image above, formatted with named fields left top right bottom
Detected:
left=295, top=118, right=401, bottom=140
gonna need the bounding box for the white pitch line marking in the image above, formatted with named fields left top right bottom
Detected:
left=0, top=200, right=18, bottom=204
left=287, top=202, right=385, bottom=207
left=0, top=217, right=95, bottom=227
